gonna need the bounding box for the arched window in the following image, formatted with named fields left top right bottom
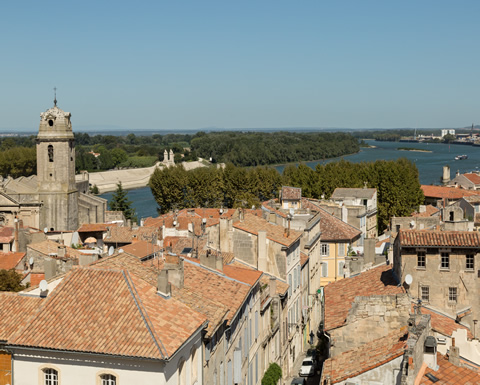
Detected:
left=48, top=145, right=54, bottom=162
left=100, top=374, right=116, bottom=385
left=43, top=368, right=58, bottom=385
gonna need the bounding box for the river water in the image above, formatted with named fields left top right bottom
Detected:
left=100, top=140, right=480, bottom=220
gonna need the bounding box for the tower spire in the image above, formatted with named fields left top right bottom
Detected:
left=53, top=87, right=57, bottom=107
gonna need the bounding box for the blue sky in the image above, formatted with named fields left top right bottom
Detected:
left=1, top=1, right=480, bottom=131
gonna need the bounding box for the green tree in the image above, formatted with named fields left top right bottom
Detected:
left=261, top=363, right=282, bottom=385
left=109, top=182, right=137, bottom=223
left=0, top=269, right=26, bottom=292
left=111, top=148, right=128, bottom=167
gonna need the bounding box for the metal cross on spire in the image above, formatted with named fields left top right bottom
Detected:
left=53, top=87, right=57, bottom=107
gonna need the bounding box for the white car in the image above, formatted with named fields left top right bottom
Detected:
left=299, top=358, right=315, bottom=377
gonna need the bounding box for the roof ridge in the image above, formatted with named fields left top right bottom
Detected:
left=122, top=270, right=167, bottom=359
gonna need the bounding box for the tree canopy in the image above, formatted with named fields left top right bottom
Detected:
left=149, top=158, right=423, bottom=232
left=0, top=269, right=26, bottom=292
left=109, top=182, right=138, bottom=223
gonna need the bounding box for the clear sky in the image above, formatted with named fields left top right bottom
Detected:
left=2, top=1, right=480, bottom=131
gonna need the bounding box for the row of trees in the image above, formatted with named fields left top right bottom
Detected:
left=190, top=131, right=360, bottom=166
left=149, top=158, right=424, bottom=232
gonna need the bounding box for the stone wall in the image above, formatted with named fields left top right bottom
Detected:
left=330, top=294, right=410, bottom=356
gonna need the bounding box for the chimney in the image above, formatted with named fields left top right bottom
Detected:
left=57, top=245, right=66, bottom=258
left=44, top=259, right=57, bottom=280
left=258, top=230, right=267, bottom=271
left=157, top=270, right=171, bottom=297
left=166, top=258, right=184, bottom=289
left=269, top=276, right=277, bottom=298
left=215, top=252, right=223, bottom=272
left=14, top=217, right=19, bottom=252
left=449, top=337, right=460, bottom=366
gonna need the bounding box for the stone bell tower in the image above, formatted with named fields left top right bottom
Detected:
left=37, top=95, right=78, bottom=231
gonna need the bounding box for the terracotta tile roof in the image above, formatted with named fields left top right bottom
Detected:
left=330, top=188, right=376, bottom=200
left=27, top=240, right=84, bottom=259
left=94, top=253, right=248, bottom=337
left=259, top=275, right=289, bottom=295
left=411, top=205, right=440, bottom=217
left=77, top=223, right=112, bottom=232
left=233, top=212, right=302, bottom=247
left=0, top=252, right=25, bottom=270
left=92, top=252, right=162, bottom=283
left=199, top=249, right=235, bottom=265
left=29, top=273, right=45, bottom=287
left=416, top=306, right=473, bottom=339
left=376, top=237, right=390, bottom=248
left=324, top=265, right=403, bottom=331
left=104, top=226, right=159, bottom=244
left=0, top=227, right=14, bottom=243
left=300, top=252, right=309, bottom=267
left=464, top=195, right=480, bottom=204
left=121, top=240, right=161, bottom=260
left=0, top=292, right=42, bottom=341
left=421, top=185, right=480, bottom=200
left=183, top=258, right=253, bottom=324
left=223, top=263, right=262, bottom=286
left=419, top=353, right=480, bottom=384
left=144, top=208, right=238, bottom=233
left=302, top=199, right=362, bottom=241
left=10, top=268, right=206, bottom=358
left=321, top=328, right=408, bottom=384
left=282, top=186, right=302, bottom=200
left=463, top=173, right=480, bottom=185
left=398, top=230, right=480, bottom=248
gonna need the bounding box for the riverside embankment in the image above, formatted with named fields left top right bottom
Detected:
left=84, top=159, right=209, bottom=194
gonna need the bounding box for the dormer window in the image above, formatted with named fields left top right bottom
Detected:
left=48, top=145, right=54, bottom=162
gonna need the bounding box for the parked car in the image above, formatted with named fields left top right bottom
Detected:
left=291, top=377, right=307, bottom=385
left=299, top=358, right=315, bottom=377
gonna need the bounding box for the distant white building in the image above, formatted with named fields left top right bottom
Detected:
left=441, top=129, right=455, bottom=137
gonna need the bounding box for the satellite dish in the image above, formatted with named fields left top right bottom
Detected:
left=405, top=274, right=413, bottom=285
left=118, top=248, right=124, bottom=253
left=43, top=227, right=48, bottom=234
left=289, top=208, right=295, bottom=216
left=108, top=246, right=114, bottom=256
left=29, top=257, right=34, bottom=265
left=39, top=280, right=48, bottom=291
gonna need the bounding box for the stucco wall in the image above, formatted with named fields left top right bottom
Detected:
left=12, top=334, right=202, bottom=385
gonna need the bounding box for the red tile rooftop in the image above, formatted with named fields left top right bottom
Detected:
left=77, top=223, right=112, bottom=232
left=398, top=230, right=480, bottom=248
left=411, top=205, right=440, bottom=217
left=233, top=212, right=302, bottom=247
left=421, top=185, right=480, bottom=200
left=0, top=292, right=42, bottom=341
left=419, top=352, right=480, bottom=384
left=324, top=264, right=403, bottom=331
left=416, top=305, right=473, bottom=339
left=463, top=173, right=480, bottom=185
left=0, top=252, right=25, bottom=270
left=10, top=267, right=207, bottom=359
left=281, top=186, right=302, bottom=200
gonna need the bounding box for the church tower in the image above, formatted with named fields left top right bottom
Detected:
left=37, top=96, right=78, bottom=231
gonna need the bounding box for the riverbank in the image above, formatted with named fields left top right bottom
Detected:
left=81, top=159, right=210, bottom=193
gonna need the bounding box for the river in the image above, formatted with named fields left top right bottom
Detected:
left=100, top=140, right=480, bottom=220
